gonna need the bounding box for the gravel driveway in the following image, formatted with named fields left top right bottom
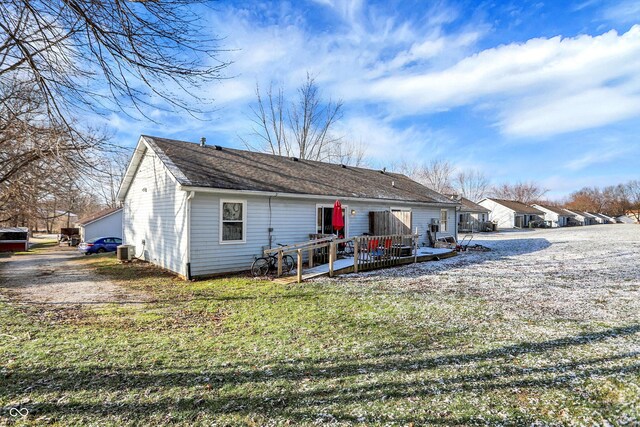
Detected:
left=0, top=247, right=147, bottom=305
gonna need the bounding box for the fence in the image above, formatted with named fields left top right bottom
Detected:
left=264, top=233, right=421, bottom=283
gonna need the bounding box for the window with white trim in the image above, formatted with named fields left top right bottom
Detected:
left=220, top=200, right=246, bottom=243
left=440, top=209, right=448, bottom=232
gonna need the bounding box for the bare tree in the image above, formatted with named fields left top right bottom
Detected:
left=1, top=0, right=227, bottom=122
left=0, top=0, right=228, bottom=200
left=391, top=159, right=454, bottom=193
left=453, top=170, right=490, bottom=202
left=625, top=180, right=640, bottom=222
left=243, top=74, right=356, bottom=163
left=490, top=181, right=548, bottom=204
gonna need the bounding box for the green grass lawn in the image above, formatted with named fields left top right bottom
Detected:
left=1, top=256, right=639, bottom=425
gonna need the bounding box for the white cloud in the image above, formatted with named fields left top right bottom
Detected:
left=364, top=26, right=640, bottom=136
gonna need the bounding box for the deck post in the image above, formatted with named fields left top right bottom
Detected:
left=308, top=248, right=314, bottom=268
left=297, top=249, right=303, bottom=283
left=329, top=242, right=335, bottom=277
left=277, top=250, right=283, bottom=276
left=353, top=239, right=359, bottom=273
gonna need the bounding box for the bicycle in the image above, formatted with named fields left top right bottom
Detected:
left=251, top=245, right=295, bottom=277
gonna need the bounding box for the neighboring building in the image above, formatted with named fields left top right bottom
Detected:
left=116, top=135, right=461, bottom=279
left=596, top=213, right=616, bottom=224
left=77, top=207, right=123, bottom=242
left=585, top=212, right=606, bottom=224
left=624, top=210, right=640, bottom=223
left=0, top=227, right=29, bottom=252
left=478, top=198, right=544, bottom=229
left=450, top=196, right=491, bottom=232
left=563, top=209, right=596, bottom=226
left=616, top=215, right=636, bottom=224
left=532, top=204, right=575, bottom=227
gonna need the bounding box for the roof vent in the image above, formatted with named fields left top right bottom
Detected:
left=214, top=145, right=222, bottom=151
left=392, top=181, right=395, bottom=187
left=341, top=164, right=347, bottom=168
left=200, top=137, right=206, bottom=147
left=290, top=157, right=299, bottom=162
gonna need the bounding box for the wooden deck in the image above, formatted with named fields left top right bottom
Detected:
left=272, top=247, right=457, bottom=284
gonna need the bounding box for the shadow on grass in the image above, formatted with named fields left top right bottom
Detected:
left=2, top=324, right=638, bottom=423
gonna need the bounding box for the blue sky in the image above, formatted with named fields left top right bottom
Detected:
left=103, top=0, right=640, bottom=200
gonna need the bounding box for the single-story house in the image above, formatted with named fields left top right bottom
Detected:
left=563, top=209, right=595, bottom=226
left=596, top=213, right=616, bottom=224
left=77, top=207, right=123, bottom=242
left=449, top=195, right=491, bottom=232
left=116, top=135, right=461, bottom=279
left=477, top=198, right=544, bottom=229
left=585, top=212, right=607, bottom=224
left=0, top=227, right=28, bottom=252
left=531, top=204, right=575, bottom=227
left=624, top=210, right=640, bottom=223
left=616, top=215, right=636, bottom=224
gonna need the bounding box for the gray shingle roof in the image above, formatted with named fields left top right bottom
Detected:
left=77, top=207, right=122, bottom=226
left=144, top=136, right=456, bottom=205
left=485, top=198, right=544, bottom=215
left=447, top=196, right=490, bottom=213
left=535, top=204, right=574, bottom=216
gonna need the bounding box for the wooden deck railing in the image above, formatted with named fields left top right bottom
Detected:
left=352, top=234, right=417, bottom=273
left=264, top=233, right=420, bottom=283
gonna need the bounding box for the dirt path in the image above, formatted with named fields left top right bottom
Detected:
left=0, top=248, right=147, bottom=305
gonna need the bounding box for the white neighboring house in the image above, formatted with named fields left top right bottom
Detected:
left=116, top=135, right=460, bottom=279
left=450, top=196, right=491, bottom=232
left=563, top=209, right=595, bottom=225
left=592, top=213, right=615, bottom=224
left=77, top=207, right=123, bottom=242
left=585, top=212, right=606, bottom=224
left=531, top=204, right=575, bottom=227
left=478, top=198, right=544, bottom=229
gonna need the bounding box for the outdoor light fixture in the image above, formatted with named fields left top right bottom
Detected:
left=142, top=187, right=147, bottom=192
left=351, top=209, right=356, bottom=216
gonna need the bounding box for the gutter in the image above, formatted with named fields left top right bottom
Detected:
left=185, top=191, right=195, bottom=280
left=178, top=185, right=461, bottom=208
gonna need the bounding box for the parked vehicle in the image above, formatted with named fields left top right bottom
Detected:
left=78, top=237, right=122, bottom=255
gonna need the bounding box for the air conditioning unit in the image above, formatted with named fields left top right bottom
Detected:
left=117, top=244, right=135, bottom=262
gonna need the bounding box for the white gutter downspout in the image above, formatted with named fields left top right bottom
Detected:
left=186, top=191, right=195, bottom=280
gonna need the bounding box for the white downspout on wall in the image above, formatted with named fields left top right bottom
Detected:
left=185, top=191, right=195, bottom=280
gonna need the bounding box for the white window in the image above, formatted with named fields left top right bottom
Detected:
left=220, top=200, right=246, bottom=243
left=440, top=209, right=448, bottom=232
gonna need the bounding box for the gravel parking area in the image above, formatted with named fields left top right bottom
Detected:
left=0, top=248, right=148, bottom=305
left=339, top=224, right=640, bottom=322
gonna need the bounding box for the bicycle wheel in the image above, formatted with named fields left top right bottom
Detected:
left=251, top=257, right=271, bottom=277
left=343, top=241, right=354, bottom=255
left=282, top=255, right=295, bottom=273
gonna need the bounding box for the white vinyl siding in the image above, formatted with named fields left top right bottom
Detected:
left=122, top=149, right=188, bottom=277
left=80, top=209, right=123, bottom=242
left=190, top=194, right=457, bottom=277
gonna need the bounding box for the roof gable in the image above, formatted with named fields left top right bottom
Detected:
left=448, top=195, right=490, bottom=213
left=121, top=135, right=457, bottom=205
left=533, top=204, right=574, bottom=216
left=481, top=198, right=544, bottom=215
left=78, top=207, right=122, bottom=226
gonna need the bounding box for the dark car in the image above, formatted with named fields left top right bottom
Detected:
left=78, top=237, right=122, bottom=255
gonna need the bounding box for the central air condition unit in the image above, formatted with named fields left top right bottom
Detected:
left=117, top=244, right=135, bottom=262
